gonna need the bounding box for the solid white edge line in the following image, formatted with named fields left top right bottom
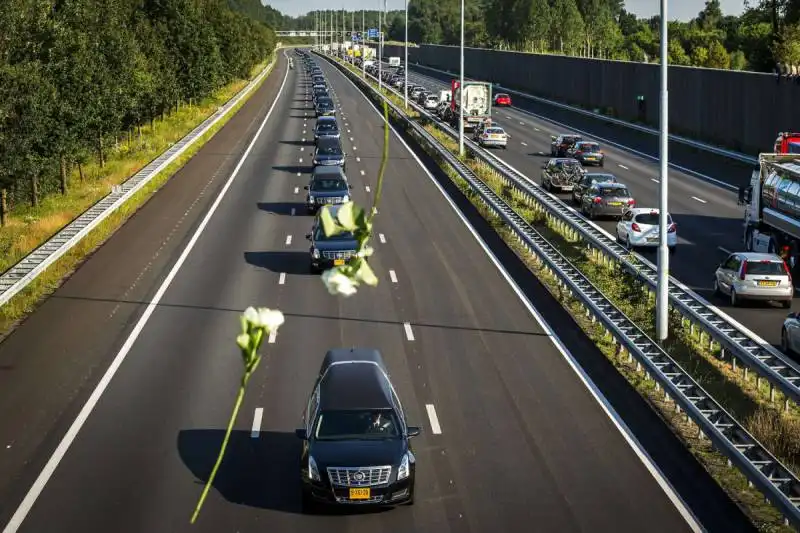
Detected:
left=251, top=408, right=264, bottom=438
left=328, top=60, right=703, bottom=532
left=425, top=404, right=442, bottom=434
left=403, top=322, right=415, bottom=341
left=1, top=53, right=292, bottom=533
left=279, top=272, right=286, bottom=285
left=389, top=270, right=398, bottom=283
left=717, top=246, right=731, bottom=254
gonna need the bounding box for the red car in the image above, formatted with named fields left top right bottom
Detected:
left=494, top=93, right=511, bottom=106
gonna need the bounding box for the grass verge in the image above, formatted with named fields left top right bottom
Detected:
left=0, top=51, right=280, bottom=338
left=332, top=54, right=797, bottom=532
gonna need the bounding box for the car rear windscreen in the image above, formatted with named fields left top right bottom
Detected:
left=317, top=122, right=337, bottom=132
left=746, top=261, right=786, bottom=275
left=580, top=143, right=600, bottom=151
left=634, top=213, right=673, bottom=225
left=600, top=187, right=630, bottom=197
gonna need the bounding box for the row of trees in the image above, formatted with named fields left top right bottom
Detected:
left=0, top=0, right=277, bottom=214
left=283, top=1, right=799, bottom=73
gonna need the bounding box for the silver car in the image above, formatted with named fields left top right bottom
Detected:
left=714, top=252, right=793, bottom=307
left=781, top=312, right=800, bottom=353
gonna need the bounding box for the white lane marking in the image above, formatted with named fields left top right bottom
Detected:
left=334, top=65, right=703, bottom=532
left=285, top=235, right=292, bottom=245
left=348, top=129, right=351, bottom=133
left=505, top=115, right=512, bottom=119
left=251, top=408, right=264, bottom=438
left=294, top=187, right=299, bottom=194
left=0, top=57, right=292, bottom=533
left=389, top=270, right=398, bottom=283
left=296, top=172, right=301, bottom=176
left=302, top=138, right=306, bottom=142
left=691, top=196, right=707, bottom=204
left=290, top=207, right=296, bottom=216
left=534, top=127, right=540, bottom=132
left=520, top=142, right=527, bottom=146
left=426, top=404, right=442, bottom=434
left=353, top=146, right=357, bottom=150
left=350, top=137, right=354, bottom=141
left=299, top=146, right=303, bottom=150
left=299, top=157, right=303, bottom=163
left=651, top=178, right=660, bottom=184
left=379, top=233, right=386, bottom=243
left=519, top=121, right=524, bottom=125
left=365, top=185, right=371, bottom=192
left=718, top=246, right=731, bottom=254
left=268, top=330, right=277, bottom=344
left=403, top=322, right=415, bottom=341
left=360, top=170, right=366, bottom=176
left=356, top=156, right=361, bottom=162
left=279, top=272, right=286, bottom=285
left=618, top=164, right=629, bottom=170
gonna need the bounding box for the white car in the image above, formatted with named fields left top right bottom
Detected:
left=423, top=95, right=440, bottom=110
left=615, top=208, right=677, bottom=251
left=478, top=127, right=508, bottom=149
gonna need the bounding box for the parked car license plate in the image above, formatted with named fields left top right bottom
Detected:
left=349, top=488, right=370, bottom=499
left=758, top=280, right=779, bottom=287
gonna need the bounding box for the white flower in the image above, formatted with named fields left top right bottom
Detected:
left=257, top=308, right=285, bottom=332
left=357, top=245, right=374, bottom=258
left=243, top=306, right=259, bottom=326
left=322, top=268, right=358, bottom=297
left=236, top=333, right=250, bottom=351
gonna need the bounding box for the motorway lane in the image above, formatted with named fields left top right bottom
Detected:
left=0, top=53, right=291, bottom=525
left=0, top=52, right=725, bottom=533
left=395, top=65, right=796, bottom=350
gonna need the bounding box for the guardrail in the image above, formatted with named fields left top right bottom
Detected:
left=0, top=52, right=282, bottom=309
left=318, top=50, right=800, bottom=528
left=353, top=54, right=800, bottom=412
left=391, top=59, right=758, bottom=166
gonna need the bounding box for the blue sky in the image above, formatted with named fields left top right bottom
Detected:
left=267, top=0, right=747, bottom=20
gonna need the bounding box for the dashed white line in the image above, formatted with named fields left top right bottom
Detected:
left=520, top=141, right=527, bottom=146
left=718, top=246, right=731, bottom=254
left=691, top=196, right=707, bottom=204
left=251, top=408, right=263, bottom=438
left=290, top=207, right=296, bottom=216
left=353, top=146, right=357, bottom=151
left=347, top=129, right=351, bottom=133
left=296, top=172, right=301, bottom=176
left=651, top=178, right=660, bottom=184
left=279, top=272, right=286, bottom=285
left=299, top=146, right=303, bottom=151
left=350, top=137, right=354, bottom=141
left=365, top=185, right=371, bottom=192
left=299, top=157, right=303, bottom=163
left=360, top=170, right=365, bottom=176
left=618, top=164, right=629, bottom=170
left=356, top=156, right=361, bottom=162
left=268, top=330, right=277, bottom=344
left=426, top=404, right=442, bottom=434
left=505, top=115, right=512, bottom=119
left=403, top=322, right=415, bottom=341
left=519, top=121, right=525, bottom=125
left=389, top=270, right=398, bottom=283
left=294, top=187, right=299, bottom=194
left=285, top=235, right=292, bottom=245
left=379, top=233, right=386, bottom=243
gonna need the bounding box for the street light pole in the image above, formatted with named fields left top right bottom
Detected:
left=378, top=4, right=382, bottom=92
left=404, top=0, right=409, bottom=109
left=458, top=0, right=465, bottom=156
left=656, top=0, right=670, bottom=342
left=362, top=10, right=366, bottom=77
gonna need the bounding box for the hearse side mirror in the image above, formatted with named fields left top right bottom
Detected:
left=305, top=233, right=312, bottom=240
left=407, top=426, right=421, bottom=437
left=304, top=185, right=309, bottom=190
left=541, top=164, right=547, bottom=169
left=295, top=428, right=308, bottom=440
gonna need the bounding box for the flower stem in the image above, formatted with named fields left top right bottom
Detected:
left=369, top=100, right=390, bottom=223
left=189, top=367, right=256, bottom=524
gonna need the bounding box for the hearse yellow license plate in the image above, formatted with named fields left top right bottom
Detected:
left=333, top=259, right=345, bottom=266
left=349, top=488, right=370, bottom=500
left=608, top=202, right=622, bottom=206
left=758, top=280, right=779, bottom=287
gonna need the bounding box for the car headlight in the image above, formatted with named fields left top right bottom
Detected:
left=308, top=195, right=314, bottom=202
left=341, top=195, right=349, bottom=202
left=309, top=455, right=320, bottom=481
left=313, top=159, right=320, bottom=165
left=397, top=451, right=414, bottom=480
left=312, top=247, right=320, bottom=259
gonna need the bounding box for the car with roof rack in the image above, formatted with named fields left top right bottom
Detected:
left=296, top=348, right=420, bottom=509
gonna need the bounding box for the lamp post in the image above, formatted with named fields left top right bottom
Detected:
left=378, top=4, right=382, bottom=92
left=404, top=0, right=409, bottom=109
left=458, top=0, right=465, bottom=156
left=656, top=0, right=670, bottom=342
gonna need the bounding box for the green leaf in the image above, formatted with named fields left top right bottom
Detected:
left=353, top=258, right=379, bottom=287
left=336, top=201, right=364, bottom=232
left=320, top=205, right=345, bottom=236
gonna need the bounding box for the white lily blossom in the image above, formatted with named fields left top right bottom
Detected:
left=243, top=306, right=260, bottom=326
left=257, top=308, right=285, bottom=332
left=357, top=245, right=375, bottom=258
left=236, top=333, right=250, bottom=351
left=322, top=268, right=358, bottom=297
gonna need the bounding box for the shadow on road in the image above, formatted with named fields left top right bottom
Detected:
left=257, top=202, right=308, bottom=216
left=244, top=251, right=314, bottom=275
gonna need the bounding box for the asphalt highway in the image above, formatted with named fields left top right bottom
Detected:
left=0, top=50, right=754, bottom=532
left=390, top=62, right=797, bottom=350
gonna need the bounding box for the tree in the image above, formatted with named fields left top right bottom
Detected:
left=706, top=39, right=732, bottom=68
left=772, top=22, right=800, bottom=65
left=698, top=0, right=723, bottom=30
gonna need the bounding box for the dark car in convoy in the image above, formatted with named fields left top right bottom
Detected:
left=579, top=182, right=635, bottom=220
left=567, top=141, right=605, bottom=167
left=305, top=166, right=351, bottom=214
left=314, top=116, right=340, bottom=143
left=296, top=348, right=420, bottom=507
left=306, top=206, right=359, bottom=272
left=550, top=133, right=583, bottom=157
left=572, top=172, right=618, bottom=205
left=313, top=137, right=346, bottom=171
left=315, top=97, right=336, bottom=117
left=312, top=87, right=329, bottom=104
